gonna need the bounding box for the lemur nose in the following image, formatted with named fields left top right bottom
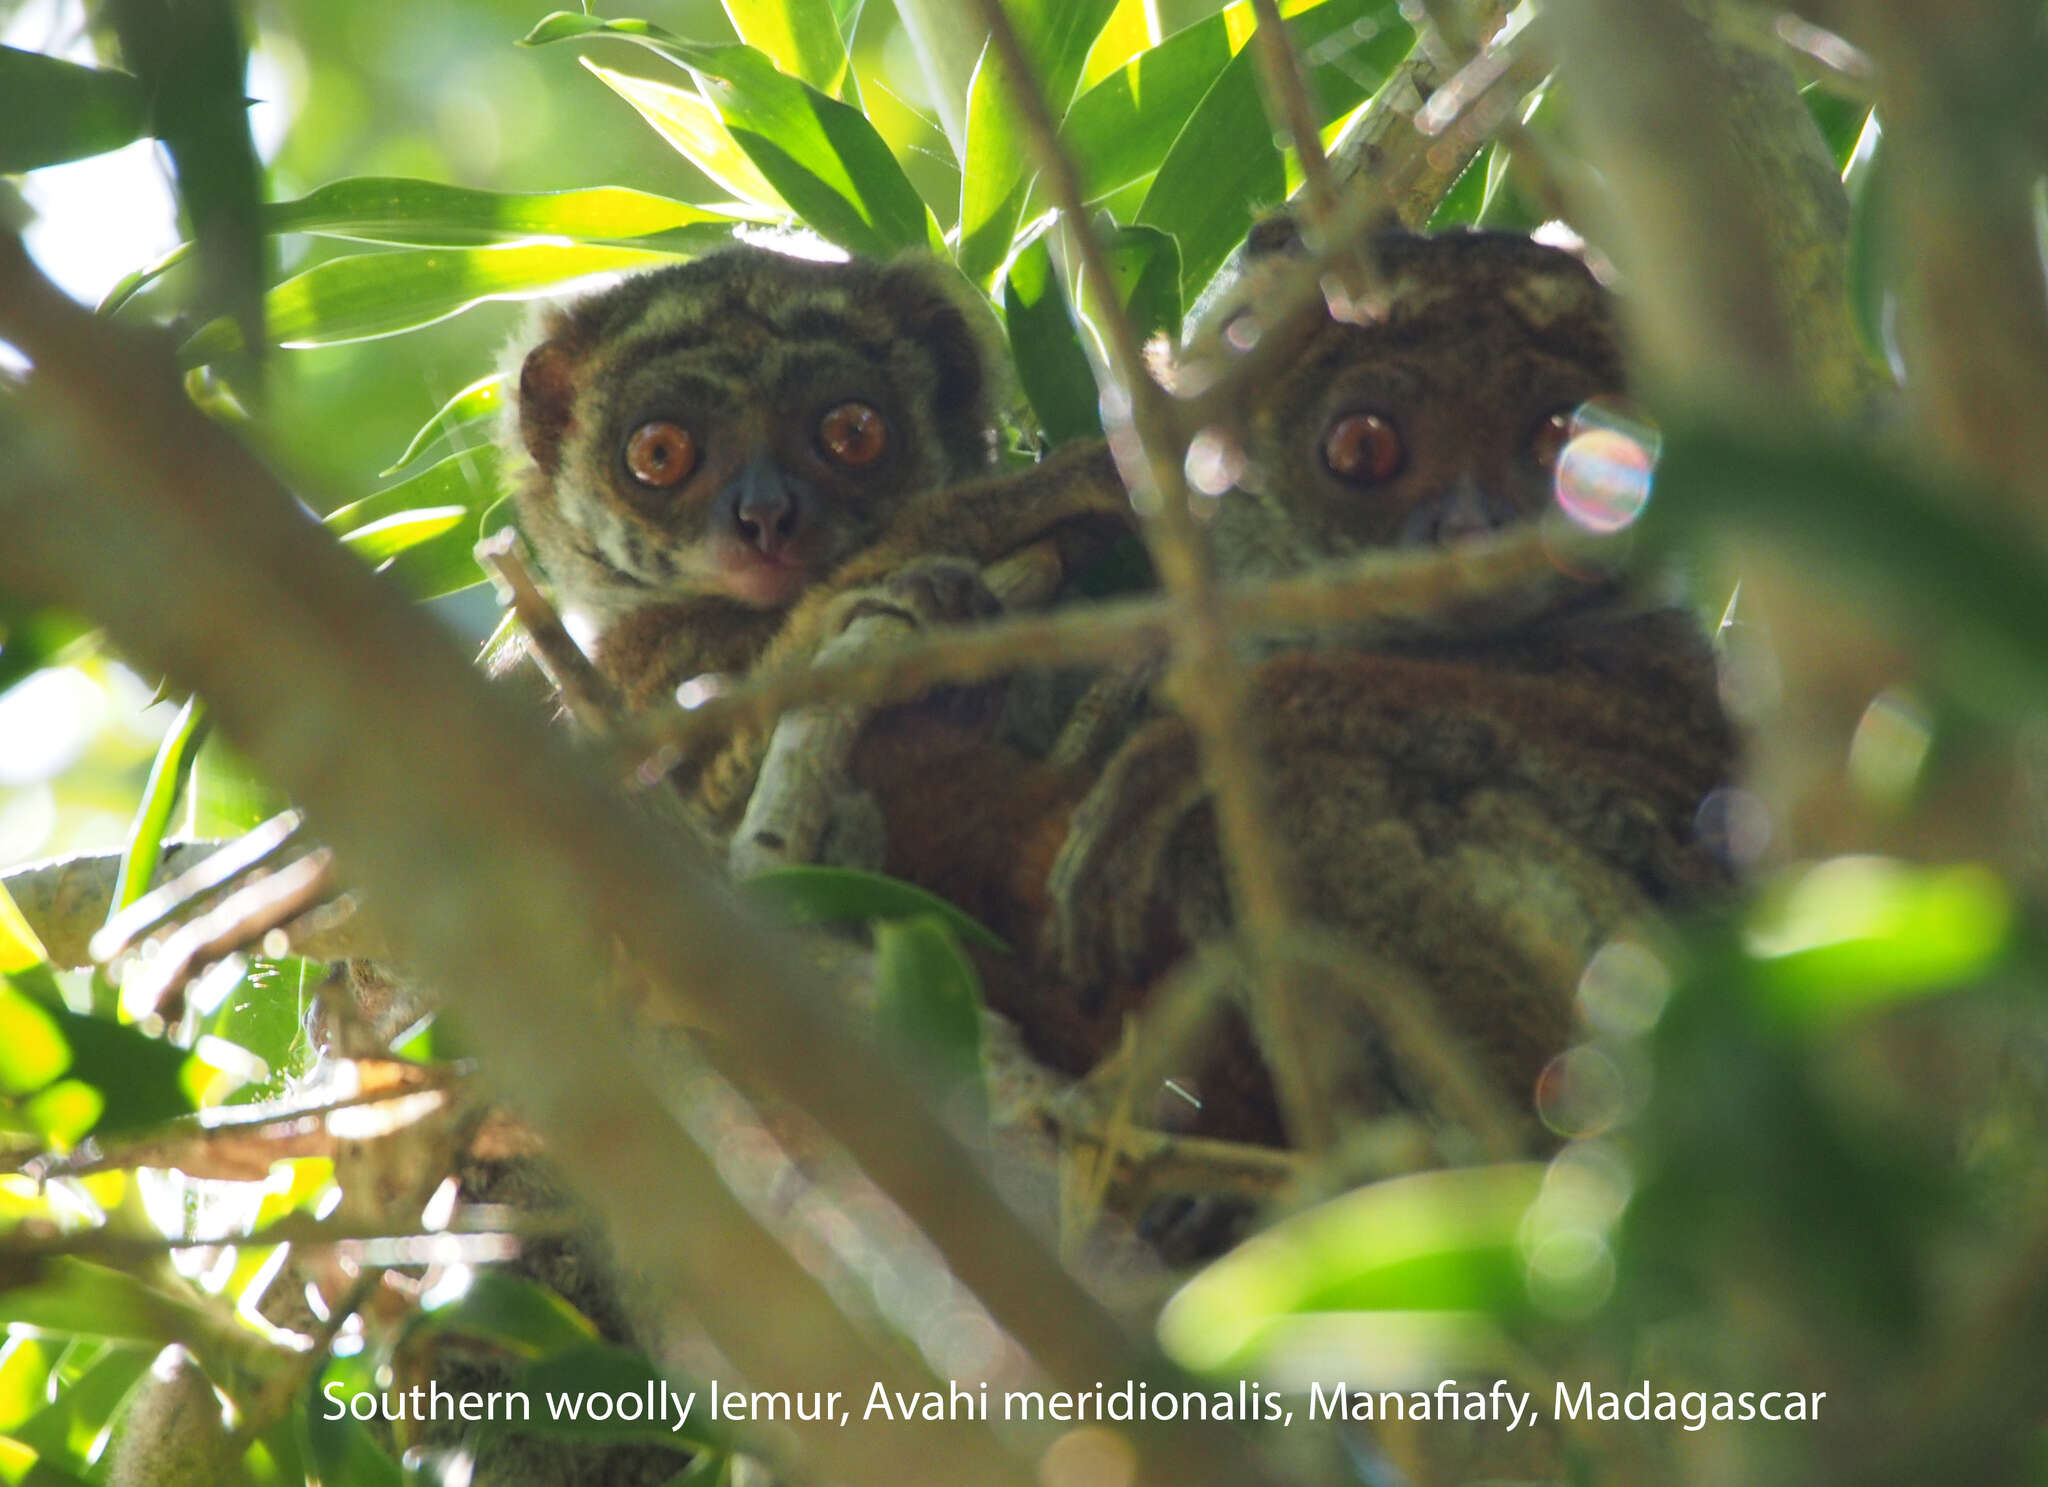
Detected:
left=732, top=457, right=802, bottom=556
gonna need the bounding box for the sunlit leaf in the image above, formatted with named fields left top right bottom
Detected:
left=5, top=1346, right=150, bottom=1465
left=415, top=1271, right=601, bottom=1359
left=303, top=1356, right=405, bottom=1487
left=1137, top=0, right=1411, bottom=299
left=105, top=174, right=756, bottom=316
left=721, top=0, right=851, bottom=95
left=0, top=1339, right=53, bottom=1434
left=1742, top=858, right=2013, bottom=1026
left=110, top=696, right=207, bottom=916
left=282, top=178, right=742, bottom=250
left=336, top=506, right=468, bottom=565
left=957, top=0, right=1122, bottom=283
left=1059, top=13, right=1234, bottom=206
left=0, top=1260, right=206, bottom=1346
left=0, top=1436, right=94, bottom=1486
left=580, top=62, right=786, bottom=210
left=179, top=243, right=684, bottom=365
left=526, top=15, right=936, bottom=256
left=0, top=46, right=148, bottom=173
left=1158, top=1165, right=1545, bottom=1373
left=0, top=985, right=68, bottom=1096
left=1003, top=223, right=1179, bottom=443
left=383, top=375, right=504, bottom=476
left=1078, top=0, right=1159, bottom=89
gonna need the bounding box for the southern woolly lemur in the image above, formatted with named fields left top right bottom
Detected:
left=506, top=245, right=1133, bottom=831
left=1025, top=223, right=1738, bottom=1142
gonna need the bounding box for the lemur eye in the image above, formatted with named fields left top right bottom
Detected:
left=1322, top=412, right=1406, bottom=485
left=624, top=421, right=697, bottom=488
left=818, top=402, right=888, bottom=467
left=1529, top=408, right=1576, bottom=472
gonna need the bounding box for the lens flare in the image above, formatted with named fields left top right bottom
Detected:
left=1553, top=397, right=1659, bottom=533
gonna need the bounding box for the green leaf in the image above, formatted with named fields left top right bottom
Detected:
left=1843, top=112, right=1890, bottom=371
left=957, top=0, right=1122, bottom=282
left=740, top=866, right=1006, bottom=950
left=872, top=916, right=987, bottom=1126
left=721, top=0, right=851, bottom=95
left=1003, top=223, right=1180, bottom=443
left=254, top=178, right=746, bottom=251
left=1138, top=0, right=1411, bottom=299
left=179, top=244, right=685, bottom=364
left=579, top=62, right=787, bottom=210
left=1802, top=84, right=1871, bottom=172
left=415, top=1271, right=601, bottom=1359
left=0, top=1338, right=54, bottom=1433
left=1742, top=858, right=2013, bottom=1027
left=1645, top=422, right=2048, bottom=722
left=327, top=446, right=504, bottom=600
left=1004, top=235, right=1102, bottom=444
left=0, top=611, right=93, bottom=700
left=1425, top=143, right=1490, bottom=229
left=336, top=506, right=468, bottom=565
left=109, top=697, right=208, bottom=917
left=504, top=1345, right=722, bottom=1452
left=0, top=985, right=68, bottom=1097
left=0, top=46, right=149, bottom=173
left=0, top=988, right=195, bottom=1139
left=526, top=15, right=937, bottom=256
left=0, top=1260, right=207, bottom=1347
left=303, top=1357, right=405, bottom=1487
left=1058, top=13, right=1234, bottom=207
left=0, top=1437, right=95, bottom=1487
left=382, top=374, right=504, bottom=476
left=6, top=1347, right=151, bottom=1465
left=1158, top=1165, right=1546, bottom=1373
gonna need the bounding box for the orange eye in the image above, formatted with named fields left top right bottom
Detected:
left=1529, top=409, right=1575, bottom=472
left=818, top=402, right=887, bottom=467
left=1322, top=412, right=1405, bottom=485
left=624, top=421, right=697, bottom=488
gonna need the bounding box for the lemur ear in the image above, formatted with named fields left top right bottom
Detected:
left=516, top=312, right=586, bottom=475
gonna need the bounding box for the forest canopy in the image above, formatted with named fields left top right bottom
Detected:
left=4, top=1, right=2048, bottom=1485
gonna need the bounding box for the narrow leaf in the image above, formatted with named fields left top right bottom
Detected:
left=0, top=46, right=149, bottom=172
left=957, top=0, right=1122, bottom=282
left=179, top=243, right=683, bottom=364
left=1159, top=1165, right=1546, bottom=1373
left=109, top=696, right=208, bottom=916
left=1004, top=235, right=1103, bottom=444
left=0, top=1260, right=207, bottom=1346
left=1139, top=0, right=1411, bottom=300
left=527, top=16, right=936, bottom=255
left=580, top=62, right=786, bottom=210
left=740, top=865, right=1006, bottom=951
left=873, top=916, right=987, bottom=1126
left=721, top=0, right=850, bottom=95
left=336, top=506, right=469, bottom=565
left=415, top=1271, right=601, bottom=1358
left=382, top=374, right=504, bottom=476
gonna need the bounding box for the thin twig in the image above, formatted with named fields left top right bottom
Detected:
left=91, top=808, right=306, bottom=961
left=632, top=520, right=1616, bottom=780
left=476, top=529, right=623, bottom=735
left=1249, top=0, right=1338, bottom=228
left=969, top=0, right=1326, bottom=1146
